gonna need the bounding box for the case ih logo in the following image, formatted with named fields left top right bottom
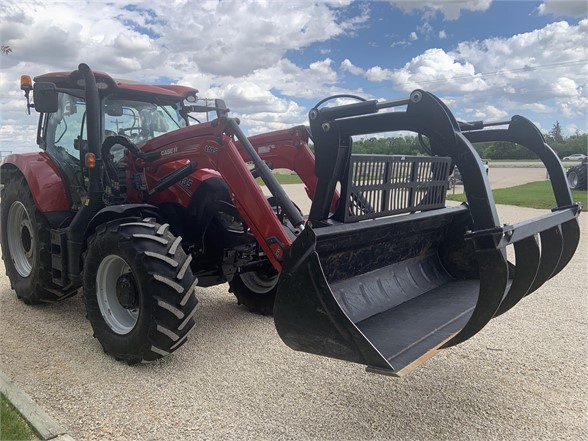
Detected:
left=161, top=147, right=178, bottom=156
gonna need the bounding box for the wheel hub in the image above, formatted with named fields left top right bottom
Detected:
left=240, top=269, right=279, bottom=294
left=116, top=273, right=139, bottom=310
left=21, top=222, right=33, bottom=257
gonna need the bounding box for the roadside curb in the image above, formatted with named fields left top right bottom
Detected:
left=0, top=370, right=75, bottom=441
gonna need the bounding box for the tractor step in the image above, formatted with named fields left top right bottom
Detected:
left=50, top=229, right=68, bottom=287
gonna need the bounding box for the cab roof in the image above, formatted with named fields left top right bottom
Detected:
left=34, top=70, right=198, bottom=102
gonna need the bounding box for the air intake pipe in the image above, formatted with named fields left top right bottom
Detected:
left=66, top=63, right=105, bottom=283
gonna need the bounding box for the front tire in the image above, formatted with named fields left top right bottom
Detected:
left=83, top=218, right=198, bottom=363
left=0, top=173, right=77, bottom=304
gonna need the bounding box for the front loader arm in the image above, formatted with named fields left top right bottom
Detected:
left=241, top=126, right=339, bottom=210
left=132, top=120, right=302, bottom=271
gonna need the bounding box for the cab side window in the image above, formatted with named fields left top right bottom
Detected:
left=45, top=93, right=87, bottom=160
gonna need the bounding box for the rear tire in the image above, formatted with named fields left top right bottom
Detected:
left=83, top=218, right=198, bottom=363
left=0, top=173, right=77, bottom=304
left=229, top=270, right=278, bottom=315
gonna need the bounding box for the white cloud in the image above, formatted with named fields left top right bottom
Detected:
left=390, top=48, right=489, bottom=92
left=537, top=1, right=588, bottom=17
left=341, top=59, right=365, bottom=76
left=0, top=1, right=366, bottom=78
left=417, top=21, right=434, bottom=35
left=235, top=58, right=342, bottom=100
left=390, top=0, right=492, bottom=20
left=564, top=123, right=579, bottom=134
left=182, top=56, right=361, bottom=133
left=154, top=1, right=367, bottom=77
left=345, top=18, right=586, bottom=127
left=387, top=19, right=587, bottom=119
left=467, top=104, right=508, bottom=120
left=0, top=1, right=586, bottom=143
left=365, top=66, right=394, bottom=82
left=408, top=31, right=419, bottom=41
left=0, top=0, right=371, bottom=140
left=551, top=77, right=579, bottom=97
left=520, top=103, right=553, bottom=113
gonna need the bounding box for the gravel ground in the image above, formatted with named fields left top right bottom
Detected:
left=1, top=193, right=587, bottom=440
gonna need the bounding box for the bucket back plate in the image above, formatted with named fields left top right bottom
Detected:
left=274, top=205, right=502, bottom=376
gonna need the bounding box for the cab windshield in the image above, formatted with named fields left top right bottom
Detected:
left=103, top=96, right=185, bottom=145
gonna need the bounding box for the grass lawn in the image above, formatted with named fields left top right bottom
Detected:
left=256, top=174, right=302, bottom=185
left=0, top=393, right=39, bottom=440
left=447, top=180, right=587, bottom=210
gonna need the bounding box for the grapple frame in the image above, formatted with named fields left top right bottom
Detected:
left=273, top=90, right=581, bottom=376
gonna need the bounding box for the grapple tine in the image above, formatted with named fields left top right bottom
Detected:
left=442, top=249, right=509, bottom=348
left=525, top=226, right=564, bottom=296
left=494, top=236, right=540, bottom=317
left=550, top=219, right=580, bottom=278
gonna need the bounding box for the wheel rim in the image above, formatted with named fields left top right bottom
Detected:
left=7, top=201, right=35, bottom=277
left=568, top=172, right=578, bottom=188
left=240, top=271, right=279, bottom=294
left=96, top=255, right=139, bottom=334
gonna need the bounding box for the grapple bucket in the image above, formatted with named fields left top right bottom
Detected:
left=273, top=90, right=581, bottom=376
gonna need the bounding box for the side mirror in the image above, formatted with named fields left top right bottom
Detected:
left=105, top=103, right=123, bottom=116
left=33, top=82, right=58, bottom=113
left=215, top=99, right=229, bottom=118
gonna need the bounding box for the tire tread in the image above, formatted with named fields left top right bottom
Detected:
left=83, top=217, right=198, bottom=363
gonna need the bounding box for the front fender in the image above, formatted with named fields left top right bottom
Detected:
left=1, top=152, right=71, bottom=212
left=84, top=204, right=160, bottom=243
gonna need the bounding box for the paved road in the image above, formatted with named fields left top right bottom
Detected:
left=478, top=166, right=548, bottom=189
left=1, top=171, right=586, bottom=440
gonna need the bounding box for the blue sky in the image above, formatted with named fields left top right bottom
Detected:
left=0, top=0, right=587, bottom=151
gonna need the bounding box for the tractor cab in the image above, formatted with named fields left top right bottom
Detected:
left=19, top=70, right=212, bottom=206
left=20, top=70, right=215, bottom=152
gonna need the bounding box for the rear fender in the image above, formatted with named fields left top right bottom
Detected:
left=1, top=152, right=70, bottom=212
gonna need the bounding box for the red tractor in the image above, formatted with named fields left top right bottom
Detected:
left=1, top=64, right=581, bottom=376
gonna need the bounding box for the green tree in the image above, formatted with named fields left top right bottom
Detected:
left=563, top=132, right=588, bottom=156
left=483, top=141, right=537, bottom=160
left=549, top=121, right=564, bottom=143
